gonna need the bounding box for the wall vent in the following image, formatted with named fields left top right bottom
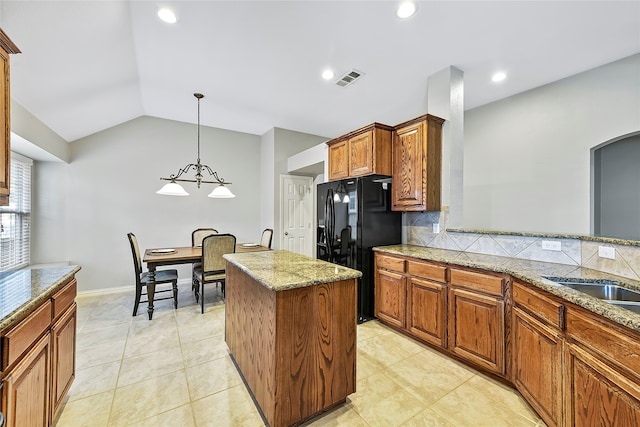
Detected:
left=335, top=69, right=364, bottom=87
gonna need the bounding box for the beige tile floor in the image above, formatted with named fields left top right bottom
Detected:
left=54, top=285, right=547, bottom=427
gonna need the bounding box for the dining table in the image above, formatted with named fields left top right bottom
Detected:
left=142, top=243, right=269, bottom=318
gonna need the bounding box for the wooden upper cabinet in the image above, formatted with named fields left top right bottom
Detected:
left=326, top=123, right=392, bottom=181
left=327, top=138, right=348, bottom=181
left=392, top=114, right=444, bottom=211
left=0, top=28, right=20, bottom=206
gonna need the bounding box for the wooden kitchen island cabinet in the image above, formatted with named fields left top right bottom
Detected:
left=0, top=267, right=79, bottom=427
left=224, top=250, right=361, bottom=427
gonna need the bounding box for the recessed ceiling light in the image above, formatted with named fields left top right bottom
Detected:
left=396, top=2, right=417, bottom=19
left=157, top=8, right=177, bottom=24
left=492, top=72, right=507, bottom=82
left=322, top=69, right=335, bottom=80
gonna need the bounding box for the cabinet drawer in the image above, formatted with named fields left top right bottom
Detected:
left=566, top=308, right=640, bottom=380
left=450, top=268, right=504, bottom=296
left=2, top=300, right=52, bottom=369
left=513, top=281, right=565, bottom=330
left=52, top=279, right=77, bottom=319
left=376, top=254, right=405, bottom=273
left=407, top=260, right=446, bottom=283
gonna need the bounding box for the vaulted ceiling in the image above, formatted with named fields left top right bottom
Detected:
left=1, top=1, right=639, bottom=143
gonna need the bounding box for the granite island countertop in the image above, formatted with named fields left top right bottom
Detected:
left=224, top=250, right=362, bottom=291
left=0, top=266, right=81, bottom=332
left=374, top=244, right=640, bottom=332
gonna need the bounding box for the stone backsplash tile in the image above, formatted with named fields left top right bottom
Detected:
left=404, top=211, right=640, bottom=279
left=581, top=241, right=640, bottom=281
left=514, top=238, right=580, bottom=265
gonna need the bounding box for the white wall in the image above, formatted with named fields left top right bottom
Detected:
left=260, top=129, right=275, bottom=235
left=31, top=116, right=261, bottom=292
left=271, top=128, right=328, bottom=248
left=464, top=53, right=640, bottom=234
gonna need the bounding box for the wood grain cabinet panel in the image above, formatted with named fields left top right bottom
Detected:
left=348, top=131, right=374, bottom=176
left=392, top=114, right=444, bottom=211
left=565, top=342, right=640, bottom=427
left=2, top=333, right=50, bottom=427
left=50, top=304, right=76, bottom=421
left=513, top=307, right=563, bottom=427
left=448, top=287, right=505, bottom=375
left=0, top=28, right=20, bottom=206
left=374, top=268, right=405, bottom=329
left=327, top=138, right=348, bottom=181
left=407, top=277, right=447, bottom=347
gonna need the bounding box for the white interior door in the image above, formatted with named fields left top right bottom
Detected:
left=280, top=175, right=313, bottom=255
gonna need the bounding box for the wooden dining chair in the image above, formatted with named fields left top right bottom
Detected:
left=193, top=233, right=236, bottom=313
left=127, top=233, right=179, bottom=318
left=192, top=228, right=218, bottom=247
left=190, top=228, right=218, bottom=292
left=261, top=228, right=273, bottom=249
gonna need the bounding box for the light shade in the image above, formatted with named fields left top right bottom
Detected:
left=208, top=184, right=236, bottom=198
left=156, top=182, right=189, bottom=196
left=343, top=194, right=350, bottom=203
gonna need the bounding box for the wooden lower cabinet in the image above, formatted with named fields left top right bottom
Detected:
left=565, top=342, right=640, bottom=426
left=513, top=307, right=564, bottom=427
left=448, top=287, right=505, bottom=375
left=407, top=277, right=447, bottom=347
left=3, top=333, right=51, bottom=427
left=374, top=268, right=405, bottom=329
left=50, top=303, right=77, bottom=420
left=374, top=252, right=640, bottom=427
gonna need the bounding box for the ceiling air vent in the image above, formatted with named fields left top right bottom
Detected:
left=336, top=69, right=364, bottom=87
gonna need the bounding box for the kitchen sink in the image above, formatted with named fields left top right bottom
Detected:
left=543, top=277, right=640, bottom=313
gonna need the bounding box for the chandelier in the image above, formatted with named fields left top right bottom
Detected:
left=156, top=93, right=235, bottom=198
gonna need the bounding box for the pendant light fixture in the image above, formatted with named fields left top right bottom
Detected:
left=156, top=93, right=235, bottom=198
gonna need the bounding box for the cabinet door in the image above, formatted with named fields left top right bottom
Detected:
left=407, top=277, right=446, bottom=347
left=565, top=342, right=640, bottom=427
left=50, top=303, right=76, bottom=421
left=392, top=121, right=424, bottom=210
left=448, top=287, right=505, bottom=375
left=2, top=333, right=51, bottom=427
left=348, top=131, right=373, bottom=177
left=0, top=46, right=9, bottom=205
left=328, top=139, right=348, bottom=181
left=374, top=269, right=405, bottom=329
left=513, top=308, right=563, bottom=427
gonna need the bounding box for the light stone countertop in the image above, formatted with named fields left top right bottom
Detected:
left=224, top=250, right=362, bottom=291
left=374, top=244, right=640, bottom=332
left=0, top=266, right=81, bottom=332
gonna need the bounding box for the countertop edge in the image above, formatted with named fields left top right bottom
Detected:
left=0, top=266, right=81, bottom=333
left=373, top=245, right=640, bottom=332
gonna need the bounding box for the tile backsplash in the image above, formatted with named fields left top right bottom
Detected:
left=405, top=211, right=640, bottom=281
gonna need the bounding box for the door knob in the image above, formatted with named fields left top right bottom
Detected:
left=284, top=232, right=289, bottom=235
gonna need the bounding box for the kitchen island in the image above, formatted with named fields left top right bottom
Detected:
left=223, top=250, right=362, bottom=427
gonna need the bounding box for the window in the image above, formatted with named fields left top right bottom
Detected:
left=0, top=153, right=32, bottom=271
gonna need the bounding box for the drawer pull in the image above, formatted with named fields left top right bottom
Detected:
left=557, top=305, right=566, bottom=330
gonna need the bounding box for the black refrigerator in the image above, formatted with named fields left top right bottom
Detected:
left=317, top=175, right=402, bottom=323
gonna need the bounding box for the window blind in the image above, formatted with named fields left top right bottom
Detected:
left=0, top=154, right=32, bottom=271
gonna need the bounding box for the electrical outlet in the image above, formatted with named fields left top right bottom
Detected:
left=541, top=240, right=562, bottom=251
left=598, top=246, right=616, bottom=260
left=433, top=223, right=440, bottom=233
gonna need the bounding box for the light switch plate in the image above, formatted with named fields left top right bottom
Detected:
left=598, top=246, right=616, bottom=259
left=433, top=223, right=440, bottom=233
left=541, top=240, right=562, bottom=251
